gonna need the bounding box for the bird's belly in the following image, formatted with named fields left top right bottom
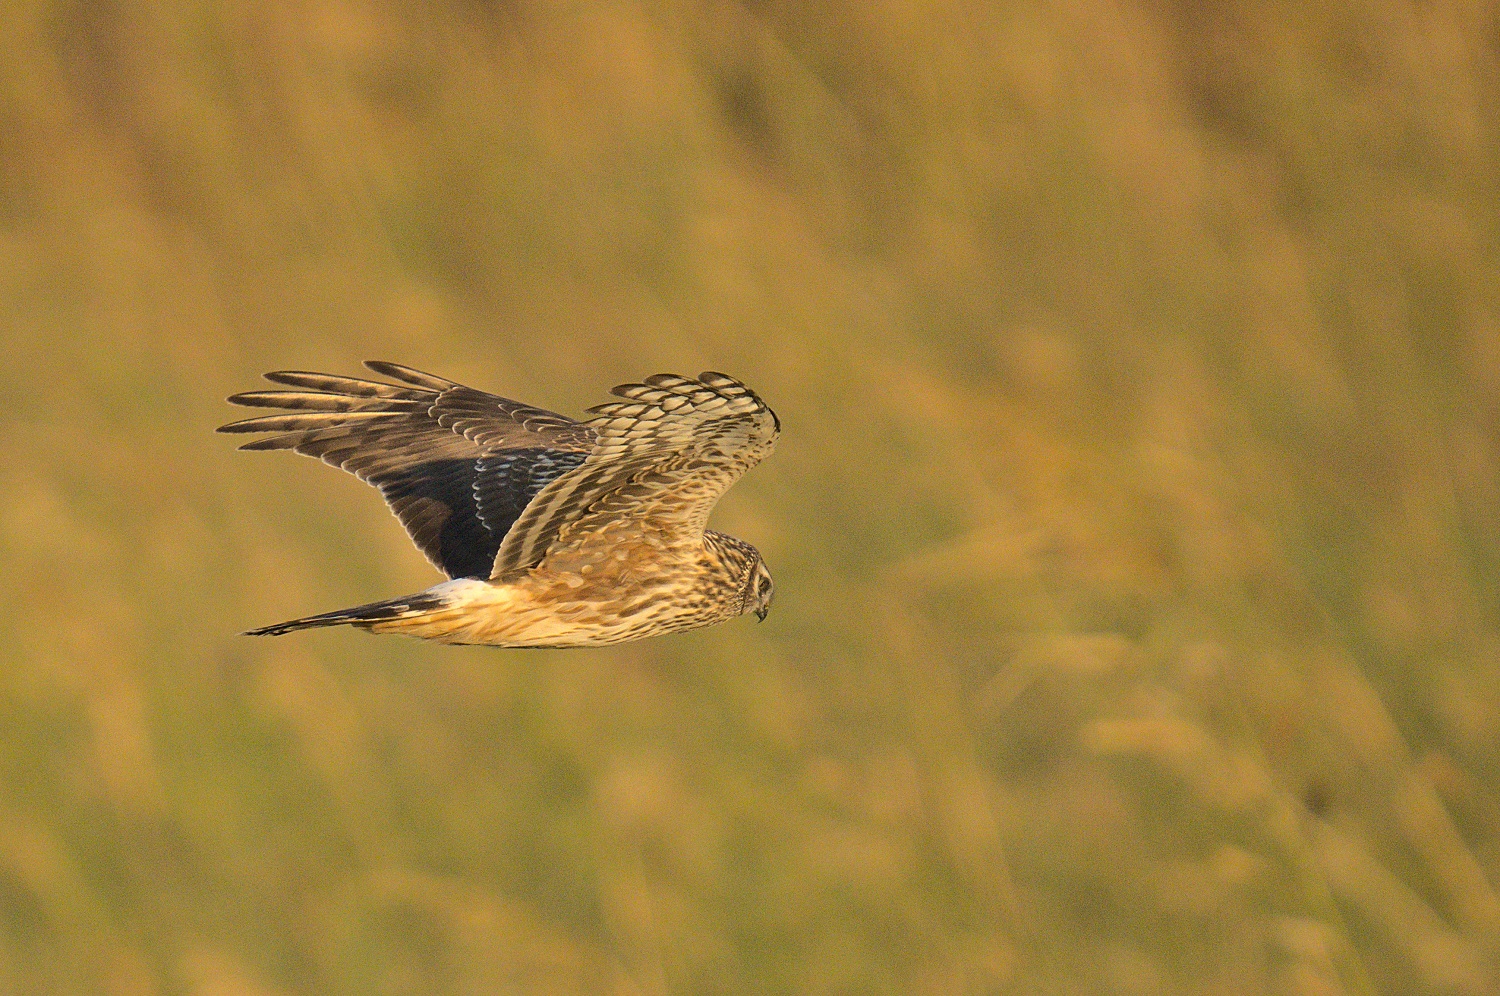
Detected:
left=368, top=575, right=719, bottom=648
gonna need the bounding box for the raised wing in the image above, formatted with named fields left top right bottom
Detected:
left=218, top=361, right=592, bottom=579
left=490, top=372, right=778, bottom=578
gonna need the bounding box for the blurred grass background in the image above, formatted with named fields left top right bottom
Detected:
left=1, top=0, right=1498, bottom=992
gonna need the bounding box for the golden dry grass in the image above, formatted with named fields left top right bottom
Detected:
left=1, top=0, right=1498, bottom=992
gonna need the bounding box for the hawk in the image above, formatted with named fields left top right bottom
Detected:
left=218, top=361, right=778, bottom=647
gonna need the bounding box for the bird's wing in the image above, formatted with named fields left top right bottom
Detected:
left=218, top=361, right=592, bottom=579
left=490, top=372, right=778, bottom=578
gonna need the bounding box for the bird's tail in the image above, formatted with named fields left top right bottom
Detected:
left=244, top=591, right=449, bottom=637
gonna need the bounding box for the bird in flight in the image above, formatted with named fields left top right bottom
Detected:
left=219, top=361, right=778, bottom=647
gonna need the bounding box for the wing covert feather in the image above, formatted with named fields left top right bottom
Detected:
left=490, top=372, right=778, bottom=578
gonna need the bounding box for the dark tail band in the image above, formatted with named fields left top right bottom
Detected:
left=243, top=592, right=445, bottom=636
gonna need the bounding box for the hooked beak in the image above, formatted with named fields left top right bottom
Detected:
left=755, top=606, right=769, bottom=622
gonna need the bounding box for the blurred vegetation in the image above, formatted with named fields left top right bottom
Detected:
left=1, top=0, right=1499, bottom=992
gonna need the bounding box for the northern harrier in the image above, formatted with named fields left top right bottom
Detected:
left=219, top=362, right=778, bottom=647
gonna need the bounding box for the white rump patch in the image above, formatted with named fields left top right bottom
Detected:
left=427, top=578, right=495, bottom=606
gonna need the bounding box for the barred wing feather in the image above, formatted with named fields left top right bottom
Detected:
left=490, top=372, right=779, bottom=578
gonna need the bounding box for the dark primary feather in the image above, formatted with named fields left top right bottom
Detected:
left=219, top=361, right=594, bottom=579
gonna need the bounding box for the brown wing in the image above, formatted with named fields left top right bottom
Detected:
left=490, top=372, right=778, bottom=578
left=218, top=361, right=592, bottom=579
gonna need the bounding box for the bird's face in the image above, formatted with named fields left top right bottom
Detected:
left=745, top=558, right=775, bottom=622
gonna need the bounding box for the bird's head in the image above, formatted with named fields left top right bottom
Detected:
left=743, top=557, right=775, bottom=622
left=708, top=530, right=775, bottom=624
